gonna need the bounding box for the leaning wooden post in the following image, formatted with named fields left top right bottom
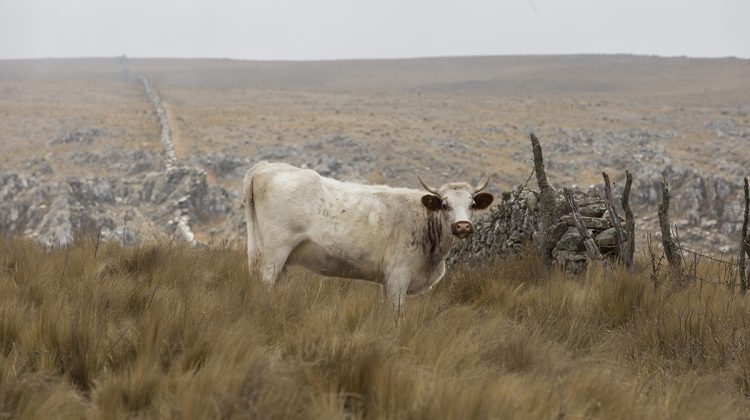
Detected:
left=739, top=177, right=749, bottom=292
left=658, top=177, right=681, bottom=273
left=530, top=133, right=557, bottom=269
left=621, top=170, right=636, bottom=272
left=602, top=171, right=626, bottom=264
left=564, top=188, right=611, bottom=275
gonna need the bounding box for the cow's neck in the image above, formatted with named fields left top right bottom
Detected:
left=420, top=212, right=454, bottom=264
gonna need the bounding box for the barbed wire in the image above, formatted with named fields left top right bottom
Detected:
left=644, top=236, right=740, bottom=287
left=674, top=244, right=734, bottom=266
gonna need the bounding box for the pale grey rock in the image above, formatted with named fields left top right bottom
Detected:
left=594, top=228, right=618, bottom=248
left=554, top=228, right=584, bottom=251
left=560, top=215, right=612, bottom=230
left=579, top=202, right=607, bottom=217
left=48, top=128, right=102, bottom=146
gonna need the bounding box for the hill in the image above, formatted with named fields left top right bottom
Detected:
left=1, top=55, right=749, bottom=249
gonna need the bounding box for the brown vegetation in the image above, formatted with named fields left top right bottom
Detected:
left=2, top=237, right=750, bottom=419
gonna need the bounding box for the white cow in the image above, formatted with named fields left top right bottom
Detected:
left=243, top=162, right=493, bottom=313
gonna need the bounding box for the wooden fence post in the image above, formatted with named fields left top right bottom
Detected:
left=658, top=177, right=681, bottom=273
left=602, top=171, right=626, bottom=264
left=564, top=188, right=611, bottom=275
left=621, top=170, right=635, bottom=272
left=530, top=133, right=557, bottom=269
left=739, top=177, right=749, bottom=292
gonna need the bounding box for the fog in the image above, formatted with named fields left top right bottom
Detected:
left=1, top=0, right=748, bottom=60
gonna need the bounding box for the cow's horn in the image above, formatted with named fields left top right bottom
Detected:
left=473, top=176, right=490, bottom=194
left=417, top=175, right=440, bottom=195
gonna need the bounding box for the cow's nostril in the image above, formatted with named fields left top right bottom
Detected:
left=452, top=222, right=473, bottom=234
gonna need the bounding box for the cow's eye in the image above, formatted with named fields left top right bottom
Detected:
left=441, top=201, right=450, bottom=210
left=470, top=200, right=477, bottom=209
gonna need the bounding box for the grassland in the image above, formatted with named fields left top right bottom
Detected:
left=2, top=56, right=749, bottom=247
left=2, top=56, right=750, bottom=418
left=2, top=236, right=750, bottom=419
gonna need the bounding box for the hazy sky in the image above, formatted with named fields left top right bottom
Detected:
left=1, top=0, right=748, bottom=60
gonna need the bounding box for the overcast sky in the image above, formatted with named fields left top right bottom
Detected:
left=1, top=0, right=748, bottom=60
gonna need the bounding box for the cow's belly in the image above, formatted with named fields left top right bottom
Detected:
left=286, top=239, right=381, bottom=283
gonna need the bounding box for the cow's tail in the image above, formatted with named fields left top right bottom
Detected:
left=244, top=164, right=263, bottom=276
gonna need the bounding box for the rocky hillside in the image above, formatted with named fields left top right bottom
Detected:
left=1, top=56, right=749, bottom=255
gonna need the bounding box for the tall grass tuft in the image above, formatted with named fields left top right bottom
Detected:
left=1, top=236, right=749, bottom=418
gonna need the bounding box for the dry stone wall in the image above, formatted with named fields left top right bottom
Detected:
left=138, top=77, right=195, bottom=245
left=139, top=77, right=178, bottom=172
left=0, top=73, right=238, bottom=246
left=448, top=186, right=625, bottom=273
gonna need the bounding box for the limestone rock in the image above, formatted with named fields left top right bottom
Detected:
left=48, top=128, right=102, bottom=146
left=579, top=202, right=607, bottom=217
left=560, top=215, right=612, bottom=230
left=554, top=227, right=584, bottom=251
left=594, top=228, right=618, bottom=248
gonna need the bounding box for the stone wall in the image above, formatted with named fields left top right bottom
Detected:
left=139, top=77, right=178, bottom=172
left=448, top=186, right=625, bottom=273
left=138, top=77, right=195, bottom=245
left=0, top=73, right=238, bottom=246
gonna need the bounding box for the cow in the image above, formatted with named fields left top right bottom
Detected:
left=243, top=161, right=494, bottom=313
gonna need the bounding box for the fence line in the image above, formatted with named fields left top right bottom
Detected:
left=675, top=244, right=733, bottom=266
left=644, top=228, right=740, bottom=288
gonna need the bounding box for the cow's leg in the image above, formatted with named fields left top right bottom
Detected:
left=384, top=269, right=410, bottom=317
left=260, top=263, right=283, bottom=287
left=257, top=244, right=294, bottom=287
left=246, top=229, right=260, bottom=279
left=258, top=256, right=285, bottom=287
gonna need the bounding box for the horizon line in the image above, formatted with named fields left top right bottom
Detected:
left=1, top=52, right=748, bottom=63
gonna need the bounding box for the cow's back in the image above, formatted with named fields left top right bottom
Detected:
left=245, top=162, right=426, bottom=283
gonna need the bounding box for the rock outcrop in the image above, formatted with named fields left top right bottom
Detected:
left=48, top=128, right=102, bottom=146
left=0, top=168, right=234, bottom=246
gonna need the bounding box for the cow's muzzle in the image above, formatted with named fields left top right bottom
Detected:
left=452, top=221, right=473, bottom=238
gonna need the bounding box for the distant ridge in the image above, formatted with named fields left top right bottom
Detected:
left=1, top=55, right=748, bottom=100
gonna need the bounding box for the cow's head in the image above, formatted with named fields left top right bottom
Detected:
left=418, top=175, right=494, bottom=239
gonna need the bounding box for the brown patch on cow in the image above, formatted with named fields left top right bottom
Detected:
left=421, top=211, right=443, bottom=263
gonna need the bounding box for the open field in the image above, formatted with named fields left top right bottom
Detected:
left=3, top=56, right=749, bottom=187
left=1, top=55, right=749, bottom=249
left=2, top=57, right=750, bottom=417
left=2, top=237, right=750, bottom=419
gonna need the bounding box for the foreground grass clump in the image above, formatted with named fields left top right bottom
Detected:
left=1, top=237, right=750, bottom=419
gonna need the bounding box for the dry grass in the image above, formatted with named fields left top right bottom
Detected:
left=2, top=237, right=750, bottom=419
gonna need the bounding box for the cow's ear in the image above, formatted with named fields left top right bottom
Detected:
left=473, top=192, right=494, bottom=210
left=421, top=194, right=442, bottom=211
